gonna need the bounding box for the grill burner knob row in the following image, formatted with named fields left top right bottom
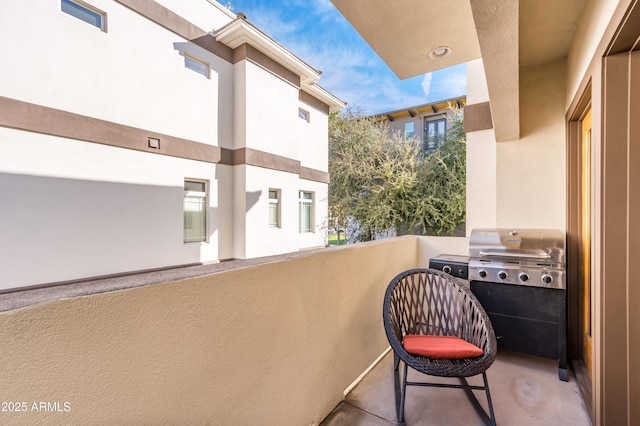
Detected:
left=479, top=270, right=487, bottom=278
left=519, top=272, right=529, bottom=282
left=542, top=274, right=553, bottom=284
left=498, top=271, right=508, bottom=280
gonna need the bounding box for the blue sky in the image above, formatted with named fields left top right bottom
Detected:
left=215, top=0, right=466, bottom=114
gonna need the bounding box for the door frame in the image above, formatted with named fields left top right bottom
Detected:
left=566, top=82, right=593, bottom=421
left=566, top=1, right=640, bottom=424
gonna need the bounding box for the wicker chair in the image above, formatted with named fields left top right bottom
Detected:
left=383, top=268, right=497, bottom=425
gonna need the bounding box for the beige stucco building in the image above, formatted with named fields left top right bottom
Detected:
left=372, top=96, right=467, bottom=154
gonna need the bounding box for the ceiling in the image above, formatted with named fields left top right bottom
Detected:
left=331, top=0, right=587, bottom=141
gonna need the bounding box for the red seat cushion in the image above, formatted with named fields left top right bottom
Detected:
left=403, top=335, right=484, bottom=359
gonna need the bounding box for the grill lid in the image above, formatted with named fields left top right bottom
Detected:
left=469, top=228, right=565, bottom=264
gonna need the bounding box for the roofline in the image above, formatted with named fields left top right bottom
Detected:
left=372, top=95, right=466, bottom=118
left=205, top=0, right=236, bottom=20
left=303, top=84, right=346, bottom=112
left=214, top=13, right=322, bottom=84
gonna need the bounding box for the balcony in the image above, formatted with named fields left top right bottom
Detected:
left=0, top=236, right=589, bottom=425
left=321, top=349, right=589, bottom=425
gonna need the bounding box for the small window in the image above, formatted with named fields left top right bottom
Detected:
left=405, top=122, right=415, bottom=138
left=298, top=108, right=310, bottom=122
left=423, top=117, right=447, bottom=152
left=61, top=0, right=106, bottom=31
left=299, top=191, right=314, bottom=233
left=185, top=54, right=210, bottom=78
left=184, top=180, right=207, bottom=243
left=268, top=189, right=281, bottom=228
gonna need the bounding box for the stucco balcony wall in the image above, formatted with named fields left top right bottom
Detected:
left=0, top=236, right=465, bottom=425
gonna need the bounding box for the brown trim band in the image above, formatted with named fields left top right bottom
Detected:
left=219, top=147, right=329, bottom=183
left=234, top=44, right=301, bottom=88
left=0, top=96, right=329, bottom=181
left=299, top=90, right=330, bottom=114
left=0, top=96, right=220, bottom=163
left=244, top=148, right=299, bottom=174
left=464, top=102, right=493, bottom=133
left=115, top=0, right=233, bottom=62
left=300, top=166, right=330, bottom=184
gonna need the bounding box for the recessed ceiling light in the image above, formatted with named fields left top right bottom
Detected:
left=429, top=46, right=452, bottom=59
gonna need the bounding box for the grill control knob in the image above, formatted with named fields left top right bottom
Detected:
left=519, top=272, right=529, bottom=282
left=443, top=265, right=452, bottom=274
left=542, top=274, right=553, bottom=284
left=479, top=270, right=487, bottom=278
left=498, top=271, right=508, bottom=280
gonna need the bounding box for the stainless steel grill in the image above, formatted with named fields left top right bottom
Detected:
left=468, top=228, right=568, bottom=381
left=468, top=228, right=565, bottom=289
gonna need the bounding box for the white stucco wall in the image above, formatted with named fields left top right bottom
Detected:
left=465, top=59, right=497, bottom=233
left=466, top=128, right=497, bottom=233
left=466, top=58, right=567, bottom=231
left=298, top=100, right=330, bottom=172
left=0, top=0, right=240, bottom=289
left=243, top=62, right=300, bottom=159
left=496, top=59, right=567, bottom=230
left=0, top=0, right=336, bottom=285
left=297, top=179, right=330, bottom=250
left=0, top=0, right=232, bottom=146
left=242, top=166, right=301, bottom=258
left=215, top=164, right=234, bottom=260
left=0, top=128, right=220, bottom=290
left=232, top=168, right=329, bottom=259
left=155, top=0, right=235, bottom=31
left=232, top=60, right=330, bottom=258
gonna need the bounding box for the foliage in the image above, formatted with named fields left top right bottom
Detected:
left=328, top=106, right=466, bottom=241
left=415, top=108, right=466, bottom=235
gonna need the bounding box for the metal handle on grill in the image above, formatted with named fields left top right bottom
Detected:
left=478, top=250, right=551, bottom=259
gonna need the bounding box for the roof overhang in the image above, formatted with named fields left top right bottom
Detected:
left=215, top=14, right=345, bottom=111
left=372, top=96, right=466, bottom=122
left=331, top=0, right=587, bottom=141
left=330, top=0, right=481, bottom=79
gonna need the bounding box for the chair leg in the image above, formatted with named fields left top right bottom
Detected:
left=393, top=353, right=403, bottom=424
left=459, top=374, right=496, bottom=426
left=398, top=363, right=409, bottom=425
left=482, top=372, right=496, bottom=426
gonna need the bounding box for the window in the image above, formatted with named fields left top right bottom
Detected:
left=298, top=108, right=310, bottom=122
left=184, top=180, right=207, bottom=243
left=405, top=122, right=415, bottom=138
left=61, top=0, right=106, bottom=31
left=298, top=191, right=314, bottom=233
left=424, top=117, right=447, bottom=152
left=268, top=189, right=280, bottom=228
left=185, top=54, right=209, bottom=78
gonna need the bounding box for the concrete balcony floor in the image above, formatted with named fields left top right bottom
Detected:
left=321, top=350, right=590, bottom=426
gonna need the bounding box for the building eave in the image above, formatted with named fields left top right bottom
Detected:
left=214, top=13, right=322, bottom=85
left=372, top=95, right=466, bottom=121
left=303, top=84, right=346, bottom=112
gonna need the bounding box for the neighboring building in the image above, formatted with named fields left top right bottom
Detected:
left=0, top=0, right=344, bottom=291
left=372, top=96, right=465, bottom=153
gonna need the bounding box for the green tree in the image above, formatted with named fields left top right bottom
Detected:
left=328, top=106, right=465, bottom=241
left=414, top=108, right=466, bottom=235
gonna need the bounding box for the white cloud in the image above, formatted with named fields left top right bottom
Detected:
left=426, top=65, right=467, bottom=101
left=421, top=73, right=433, bottom=99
